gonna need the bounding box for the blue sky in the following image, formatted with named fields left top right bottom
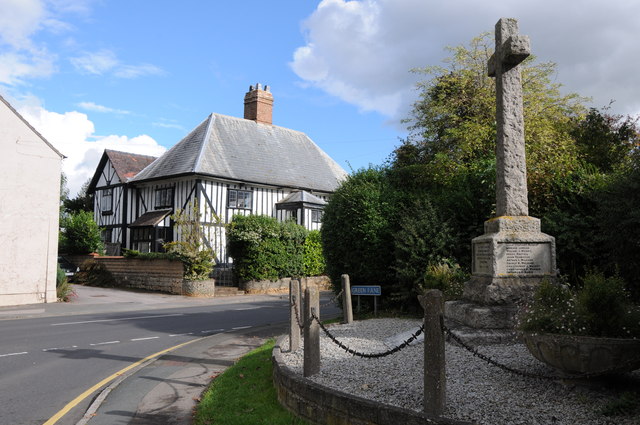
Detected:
left=2, top=0, right=639, bottom=195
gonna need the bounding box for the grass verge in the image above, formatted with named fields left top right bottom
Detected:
left=193, top=339, right=308, bottom=425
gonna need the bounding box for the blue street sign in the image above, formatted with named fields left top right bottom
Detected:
left=351, top=285, right=382, bottom=296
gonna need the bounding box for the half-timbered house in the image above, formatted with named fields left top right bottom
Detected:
left=0, top=94, right=64, bottom=306
left=89, top=84, right=347, bottom=263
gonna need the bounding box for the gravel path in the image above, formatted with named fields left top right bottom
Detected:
left=278, top=318, right=640, bottom=425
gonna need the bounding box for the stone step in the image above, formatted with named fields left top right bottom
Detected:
left=215, top=286, right=245, bottom=297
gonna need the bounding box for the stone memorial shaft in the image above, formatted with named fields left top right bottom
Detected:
left=489, top=18, right=531, bottom=217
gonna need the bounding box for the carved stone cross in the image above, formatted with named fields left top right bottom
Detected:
left=488, top=18, right=531, bottom=217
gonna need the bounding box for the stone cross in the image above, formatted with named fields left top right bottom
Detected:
left=488, top=18, right=531, bottom=217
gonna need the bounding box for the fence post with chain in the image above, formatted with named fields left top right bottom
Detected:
left=304, top=285, right=321, bottom=377
left=341, top=274, right=353, bottom=324
left=420, top=289, right=446, bottom=417
left=289, top=279, right=302, bottom=351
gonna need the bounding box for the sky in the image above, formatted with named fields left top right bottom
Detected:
left=2, top=0, right=639, bottom=196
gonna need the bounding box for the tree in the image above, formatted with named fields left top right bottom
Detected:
left=164, top=200, right=216, bottom=280
left=59, top=211, right=104, bottom=254
left=396, top=32, right=588, bottom=214
left=63, top=179, right=94, bottom=214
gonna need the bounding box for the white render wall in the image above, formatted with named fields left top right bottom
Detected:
left=0, top=98, right=62, bottom=306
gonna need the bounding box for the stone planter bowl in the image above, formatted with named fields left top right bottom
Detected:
left=523, top=332, right=640, bottom=375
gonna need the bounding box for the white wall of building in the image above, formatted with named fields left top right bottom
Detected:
left=0, top=97, right=63, bottom=307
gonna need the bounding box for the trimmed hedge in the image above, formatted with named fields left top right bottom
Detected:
left=227, top=215, right=325, bottom=283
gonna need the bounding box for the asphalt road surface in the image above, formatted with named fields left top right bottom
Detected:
left=0, top=285, right=340, bottom=425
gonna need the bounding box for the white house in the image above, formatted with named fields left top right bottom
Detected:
left=89, top=84, right=347, bottom=262
left=0, top=95, right=64, bottom=307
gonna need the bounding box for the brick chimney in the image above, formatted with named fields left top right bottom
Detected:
left=244, top=83, right=274, bottom=125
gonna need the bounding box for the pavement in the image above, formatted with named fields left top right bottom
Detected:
left=0, top=285, right=296, bottom=425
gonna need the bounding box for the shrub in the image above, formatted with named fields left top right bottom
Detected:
left=59, top=211, right=104, bottom=255
left=421, top=259, right=467, bottom=300
left=303, top=231, right=326, bottom=276
left=164, top=201, right=216, bottom=280
left=56, top=264, right=75, bottom=301
left=520, top=273, right=640, bottom=338
left=123, top=249, right=179, bottom=261
left=227, top=215, right=308, bottom=283
left=392, top=196, right=453, bottom=305
left=74, top=259, right=116, bottom=287
left=321, top=167, right=393, bottom=292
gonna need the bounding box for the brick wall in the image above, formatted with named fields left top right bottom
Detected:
left=94, top=257, right=184, bottom=294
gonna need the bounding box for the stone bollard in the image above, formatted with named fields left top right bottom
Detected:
left=289, top=279, right=302, bottom=352
left=420, top=289, right=446, bottom=416
left=303, top=285, right=320, bottom=377
left=341, top=274, right=353, bottom=324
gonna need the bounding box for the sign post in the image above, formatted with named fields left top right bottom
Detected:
left=350, top=285, right=382, bottom=316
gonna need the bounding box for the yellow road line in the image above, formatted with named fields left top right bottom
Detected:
left=43, top=338, right=199, bottom=425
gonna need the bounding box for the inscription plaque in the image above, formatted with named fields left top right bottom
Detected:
left=473, top=242, right=492, bottom=274
left=496, top=242, right=550, bottom=276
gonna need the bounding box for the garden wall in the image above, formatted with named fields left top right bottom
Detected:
left=241, top=276, right=331, bottom=294
left=94, top=256, right=184, bottom=294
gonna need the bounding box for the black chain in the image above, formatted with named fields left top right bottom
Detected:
left=290, top=296, right=304, bottom=329
left=443, top=325, right=557, bottom=380
left=312, top=312, right=424, bottom=359
left=443, top=324, right=640, bottom=381
left=320, top=289, right=344, bottom=308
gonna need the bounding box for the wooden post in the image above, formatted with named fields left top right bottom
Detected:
left=420, top=289, right=446, bottom=416
left=341, top=274, right=353, bottom=324
left=289, top=279, right=301, bottom=351
left=303, top=286, right=320, bottom=377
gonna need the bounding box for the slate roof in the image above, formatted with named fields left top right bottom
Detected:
left=131, top=113, right=347, bottom=193
left=276, top=190, right=327, bottom=206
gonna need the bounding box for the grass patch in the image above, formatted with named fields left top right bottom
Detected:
left=193, top=339, right=308, bottom=425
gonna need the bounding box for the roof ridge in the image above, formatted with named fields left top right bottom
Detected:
left=193, top=113, right=214, bottom=173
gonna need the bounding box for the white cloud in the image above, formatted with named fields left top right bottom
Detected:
left=15, top=96, right=166, bottom=196
left=77, top=101, right=130, bottom=115
left=71, top=49, right=164, bottom=79
left=292, top=0, right=640, bottom=121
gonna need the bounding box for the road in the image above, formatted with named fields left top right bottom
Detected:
left=0, top=286, right=339, bottom=425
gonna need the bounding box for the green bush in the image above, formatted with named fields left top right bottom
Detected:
left=56, top=264, right=75, bottom=301
left=321, top=167, right=393, bottom=292
left=164, top=201, right=216, bottom=280
left=59, top=211, right=104, bottom=255
left=122, top=249, right=180, bottom=261
left=303, top=231, right=326, bottom=276
left=227, top=215, right=309, bottom=283
left=519, top=273, right=640, bottom=338
left=421, top=259, right=467, bottom=300
left=391, top=196, right=453, bottom=306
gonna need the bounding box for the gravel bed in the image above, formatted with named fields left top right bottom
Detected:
left=278, top=318, right=640, bottom=425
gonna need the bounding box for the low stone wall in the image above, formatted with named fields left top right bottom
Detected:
left=94, top=256, right=184, bottom=294
left=182, top=278, right=216, bottom=297
left=271, top=336, right=470, bottom=425
left=241, top=276, right=331, bottom=294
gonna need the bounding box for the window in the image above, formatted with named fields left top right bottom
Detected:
left=311, top=209, right=323, bottom=223
left=131, top=227, right=152, bottom=253
left=101, top=228, right=113, bottom=244
left=155, top=187, right=174, bottom=209
left=101, top=188, right=113, bottom=214
left=228, top=189, right=252, bottom=210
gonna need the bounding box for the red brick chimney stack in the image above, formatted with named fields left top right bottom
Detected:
left=243, top=83, right=274, bottom=125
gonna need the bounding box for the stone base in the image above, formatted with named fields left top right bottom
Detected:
left=463, top=275, right=544, bottom=305
left=445, top=300, right=518, bottom=330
